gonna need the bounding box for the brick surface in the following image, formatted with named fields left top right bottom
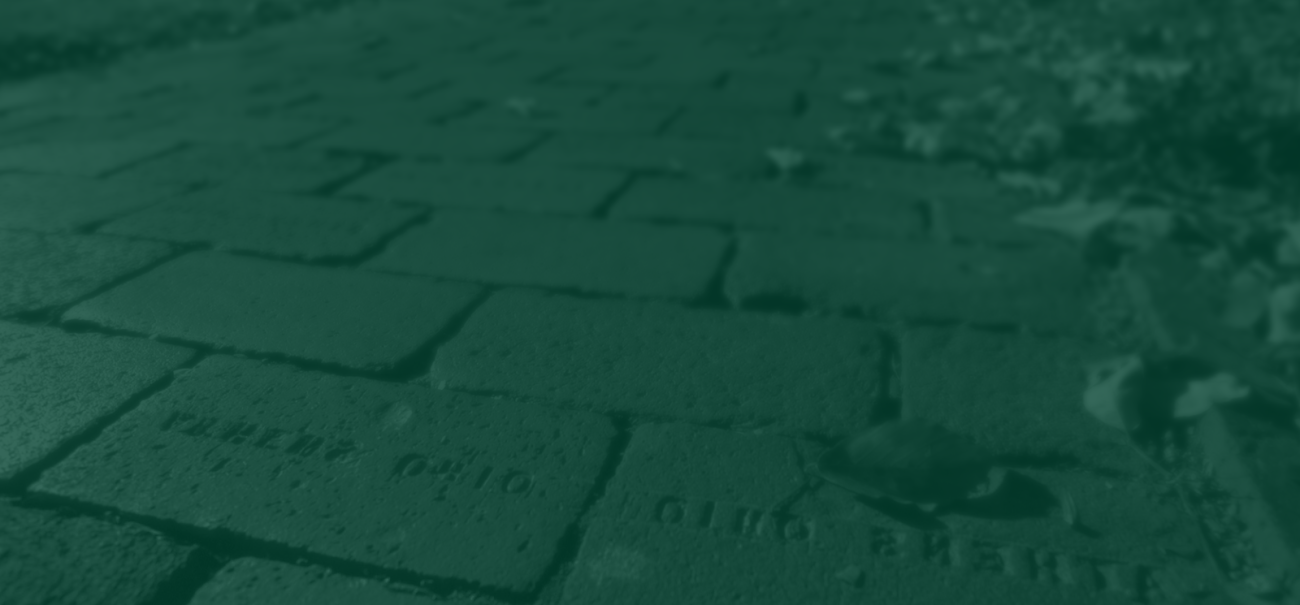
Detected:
left=0, top=502, right=197, bottom=605
left=365, top=211, right=727, bottom=300
left=63, top=252, right=480, bottom=373
left=0, top=230, right=174, bottom=316
left=0, top=173, right=184, bottom=233
left=33, top=355, right=615, bottom=592
left=610, top=178, right=925, bottom=239
left=0, top=137, right=179, bottom=178
left=98, top=186, right=421, bottom=262
left=447, top=103, right=677, bottom=136
left=189, top=558, right=476, bottom=605
left=344, top=160, right=628, bottom=215
left=521, top=133, right=769, bottom=179
left=312, top=121, right=544, bottom=161
left=431, top=289, right=883, bottom=434
left=726, top=233, right=1093, bottom=335
left=109, top=144, right=368, bottom=194
left=563, top=422, right=1205, bottom=605
left=0, top=321, right=192, bottom=484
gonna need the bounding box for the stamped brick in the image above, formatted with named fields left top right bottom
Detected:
left=725, top=233, right=1092, bottom=335
left=610, top=179, right=925, bottom=239
left=109, top=144, right=368, bottom=194
left=286, top=95, right=477, bottom=123
left=0, top=322, right=192, bottom=484
left=0, top=231, right=174, bottom=316
left=99, top=186, right=421, bottom=262
left=63, top=252, right=480, bottom=373
left=447, top=104, right=677, bottom=136
left=899, top=326, right=1143, bottom=477
left=344, top=160, right=627, bottom=215
left=32, top=355, right=615, bottom=592
left=0, top=502, right=198, bottom=605
left=366, top=212, right=726, bottom=300
left=160, top=115, right=340, bottom=147
left=563, top=421, right=1205, bottom=605
left=0, top=137, right=179, bottom=178
left=664, top=107, right=817, bottom=145
left=521, top=133, right=769, bottom=179
left=431, top=289, right=882, bottom=434
left=312, top=121, right=544, bottom=161
left=0, top=174, right=184, bottom=233
left=189, top=558, right=477, bottom=605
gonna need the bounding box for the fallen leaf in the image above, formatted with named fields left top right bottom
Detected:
left=1173, top=373, right=1251, bottom=418
left=1082, top=355, right=1145, bottom=431
left=1013, top=198, right=1125, bottom=240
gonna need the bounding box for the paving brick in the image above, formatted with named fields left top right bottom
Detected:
left=63, top=252, right=480, bottom=373
left=663, top=107, right=819, bottom=145
left=899, top=326, right=1144, bottom=477
left=160, top=115, right=341, bottom=147
left=0, top=322, right=192, bottom=484
left=189, top=558, right=475, bottom=605
left=547, top=64, right=725, bottom=87
left=430, top=289, right=882, bottom=434
left=284, top=94, right=476, bottom=123
left=311, top=121, right=544, bottom=161
left=0, top=230, right=174, bottom=316
left=725, top=233, right=1093, bottom=335
left=109, top=144, right=369, bottom=194
left=447, top=103, right=677, bottom=136
left=0, top=502, right=198, bottom=605
left=98, top=186, right=421, bottom=262
left=32, top=355, right=615, bottom=592
left=365, top=211, right=726, bottom=300
left=0, top=137, right=179, bottom=178
left=344, top=160, right=627, bottom=215
left=563, top=421, right=1205, bottom=604
left=521, top=133, right=769, bottom=179
left=610, top=179, right=925, bottom=239
left=0, top=174, right=184, bottom=233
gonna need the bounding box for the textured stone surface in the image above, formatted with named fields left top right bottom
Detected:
left=0, top=321, right=192, bottom=484
left=0, top=137, right=179, bottom=177
left=189, top=558, right=483, bottom=605
left=0, top=173, right=184, bottom=232
left=431, top=289, right=883, bottom=434
left=108, top=144, right=368, bottom=194
left=0, top=501, right=196, bottom=605
left=63, top=252, right=480, bottom=372
left=0, top=230, right=174, bottom=316
left=99, top=186, right=421, bottom=262
left=365, top=211, right=728, bottom=300
left=33, top=356, right=615, bottom=592
left=344, top=161, right=627, bottom=216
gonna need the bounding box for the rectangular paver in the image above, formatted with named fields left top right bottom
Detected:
left=430, top=289, right=883, bottom=434
left=0, top=502, right=198, bottom=605
left=190, top=558, right=473, bottom=605
left=311, top=121, right=544, bottom=161
left=561, top=421, right=1210, bottom=604
left=0, top=173, right=184, bottom=233
left=610, top=178, right=926, bottom=239
left=0, top=230, right=174, bottom=316
left=365, top=211, right=727, bottom=300
left=32, top=355, right=616, bottom=592
left=0, top=321, right=193, bottom=484
left=725, top=233, right=1093, bottom=335
left=63, top=252, right=480, bottom=373
left=0, top=137, right=179, bottom=178
left=108, top=144, right=368, bottom=194
left=521, top=133, right=769, bottom=179
left=98, top=186, right=421, bottom=262
left=343, top=160, right=628, bottom=215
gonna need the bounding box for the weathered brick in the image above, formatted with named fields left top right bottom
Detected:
left=161, top=115, right=340, bottom=147
left=344, top=160, right=627, bottom=215
left=0, top=137, right=179, bottom=177
left=447, top=104, right=677, bottom=136
left=312, top=121, right=544, bottom=161
left=430, top=289, right=883, bottom=434
left=0, top=173, right=184, bottom=233
left=0, top=502, right=198, bottom=605
left=33, top=355, right=615, bottom=592
left=725, top=233, right=1092, bottom=335
left=610, top=179, right=925, bottom=239
left=99, top=186, right=421, bottom=262
left=189, top=558, right=474, bottom=605
left=109, top=144, right=368, bottom=194
left=521, top=133, right=769, bottom=179
left=366, top=211, right=726, bottom=300
left=0, top=230, right=173, bottom=316
left=63, top=252, right=480, bottom=373
left=0, top=321, right=192, bottom=484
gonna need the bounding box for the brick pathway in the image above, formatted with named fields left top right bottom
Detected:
left=0, top=0, right=1246, bottom=603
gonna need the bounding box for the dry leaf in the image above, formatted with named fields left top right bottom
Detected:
left=1013, top=198, right=1125, bottom=240
left=1082, top=355, right=1145, bottom=431
left=1173, top=373, right=1251, bottom=419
